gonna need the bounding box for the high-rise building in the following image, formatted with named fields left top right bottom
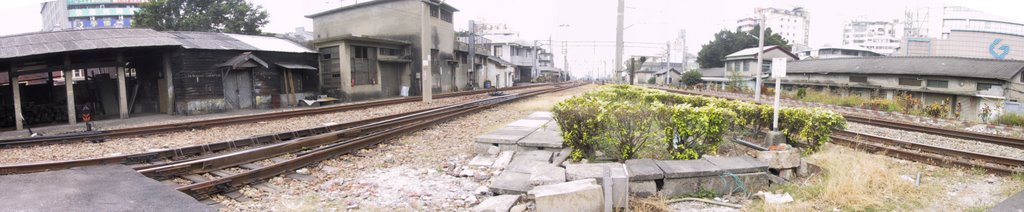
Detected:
left=899, top=6, right=1024, bottom=60
left=41, top=0, right=147, bottom=32
left=842, top=19, right=902, bottom=55
left=737, top=7, right=811, bottom=50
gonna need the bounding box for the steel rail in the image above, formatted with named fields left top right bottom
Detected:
left=172, top=85, right=579, bottom=197
left=0, top=83, right=553, bottom=148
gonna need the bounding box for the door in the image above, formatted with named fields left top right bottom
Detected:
left=224, top=69, right=254, bottom=109
left=380, top=63, right=403, bottom=97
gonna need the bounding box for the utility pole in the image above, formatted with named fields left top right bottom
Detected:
left=666, top=41, right=671, bottom=84
left=420, top=2, right=432, bottom=102
left=754, top=12, right=766, bottom=102
left=681, top=30, right=688, bottom=72
left=615, top=0, right=624, bottom=83
left=468, top=20, right=476, bottom=87
left=562, top=40, right=568, bottom=78
left=533, top=40, right=539, bottom=82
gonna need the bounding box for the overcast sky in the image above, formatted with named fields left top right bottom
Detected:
left=1, top=0, right=1022, bottom=77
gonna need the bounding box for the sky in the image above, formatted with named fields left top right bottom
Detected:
left=2, top=0, right=1023, bottom=78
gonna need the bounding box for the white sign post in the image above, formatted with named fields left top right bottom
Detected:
left=771, top=58, right=787, bottom=132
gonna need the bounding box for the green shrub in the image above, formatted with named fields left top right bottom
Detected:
left=660, top=104, right=735, bottom=159
left=993, top=113, right=1024, bottom=127
left=924, top=99, right=951, bottom=118
left=602, top=101, right=660, bottom=161
left=552, top=96, right=605, bottom=162
left=796, top=87, right=807, bottom=99
left=647, top=76, right=657, bottom=84
left=861, top=99, right=902, bottom=112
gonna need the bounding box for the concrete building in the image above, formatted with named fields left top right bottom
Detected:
left=633, top=62, right=683, bottom=85
left=738, top=7, right=811, bottom=50
left=0, top=28, right=318, bottom=130
left=843, top=19, right=903, bottom=55
left=474, top=21, right=543, bottom=84
left=306, top=0, right=459, bottom=101
left=716, top=46, right=794, bottom=88
left=796, top=45, right=883, bottom=60
left=898, top=6, right=1024, bottom=60
left=41, top=0, right=147, bottom=32
left=780, top=57, right=1024, bottom=121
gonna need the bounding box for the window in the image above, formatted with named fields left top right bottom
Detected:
left=742, top=61, right=749, bottom=72
left=898, top=78, right=922, bottom=86
left=350, top=46, right=376, bottom=86
left=319, top=46, right=342, bottom=88
left=494, top=46, right=502, bottom=57
left=926, top=80, right=948, bottom=88
left=440, top=10, right=453, bottom=23
left=849, top=76, right=867, bottom=83
left=978, top=83, right=999, bottom=91
left=429, top=5, right=439, bottom=18
left=379, top=48, right=400, bottom=56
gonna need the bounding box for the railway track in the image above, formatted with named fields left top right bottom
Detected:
left=0, top=83, right=553, bottom=148
left=831, top=130, right=1023, bottom=174
left=650, top=86, right=1024, bottom=150
left=647, top=86, right=1024, bottom=174
left=0, top=83, right=582, bottom=198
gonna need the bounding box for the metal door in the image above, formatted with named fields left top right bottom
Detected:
left=224, top=69, right=254, bottom=109
left=380, top=63, right=403, bottom=97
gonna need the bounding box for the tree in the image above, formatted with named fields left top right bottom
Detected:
left=134, top=0, right=269, bottom=35
left=680, top=69, right=703, bottom=86
left=697, top=26, right=791, bottom=68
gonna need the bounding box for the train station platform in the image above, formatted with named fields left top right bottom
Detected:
left=0, top=164, right=212, bottom=212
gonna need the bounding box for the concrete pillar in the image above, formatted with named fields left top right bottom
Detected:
left=163, top=52, right=173, bottom=115
left=419, top=3, right=432, bottom=102
left=116, top=52, right=128, bottom=119
left=64, top=55, right=76, bottom=125
left=10, top=62, right=23, bottom=130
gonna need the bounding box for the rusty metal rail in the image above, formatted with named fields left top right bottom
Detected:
left=160, top=84, right=580, bottom=197
left=650, top=86, right=1024, bottom=150
left=0, top=84, right=553, bottom=148
left=832, top=130, right=1023, bottom=174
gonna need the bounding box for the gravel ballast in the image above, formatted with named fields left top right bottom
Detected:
left=0, top=87, right=554, bottom=165
left=845, top=122, right=1024, bottom=160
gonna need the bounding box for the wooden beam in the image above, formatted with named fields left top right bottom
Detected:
left=10, top=62, right=23, bottom=130
left=64, top=55, right=76, bottom=125
left=163, top=52, right=174, bottom=115
left=117, top=52, right=128, bottom=119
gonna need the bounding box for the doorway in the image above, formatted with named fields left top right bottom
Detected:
left=223, top=68, right=254, bottom=109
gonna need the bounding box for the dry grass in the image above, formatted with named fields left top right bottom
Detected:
left=750, top=144, right=941, bottom=211
left=630, top=196, right=671, bottom=212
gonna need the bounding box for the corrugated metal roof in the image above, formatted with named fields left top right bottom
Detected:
left=276, top=63, right=318, bottom=70
left=0, top=28, right=179, bottom=60
left=226, top=34, right=315, bottom=53
left=787, top=57, right=1024, bottom=80
left=0, top=29, right=314, bottom=60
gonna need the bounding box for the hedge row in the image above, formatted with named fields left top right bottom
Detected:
left=552, top=85, right=847, bottom=162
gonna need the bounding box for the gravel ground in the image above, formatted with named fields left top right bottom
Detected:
left=845, top=122, right=1024, bottom=160
left=0, top=86, right=554, bottom=165
left=212, top=84, right=596, bottom=211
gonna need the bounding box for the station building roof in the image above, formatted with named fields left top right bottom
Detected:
left=787, top=57, right=1024, bottom=81
left=0, top=28, right=314, bottom=61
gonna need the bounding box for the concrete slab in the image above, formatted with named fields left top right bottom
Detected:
left=625, top=159, right=664, bottom=181
left=755, top=149, right=801, bottom=169
left=492, top=151, right=515, bottom=169
left=992, top=189, right=1024, bottom=211
left=529, top=164, right=567, bottom=186
left=658, top=177, right=701, bottom=197
left=507, top=158, right=551, bottom=174
left=705, top=156, right=769, bottom=174
left=517, top=150, right=554, bottom=162
left=0, top=165, right=213, bottom=212
left=551, top=148, right=572, bottom=167
left=629, top=181, right=657, bottom=197
left=701, top=172, right=769, bottom=195
left=505, top=119, right=550, bottom=129
left=564, top=163, right=628, bottom=209
left=655, top=159, right=721, bottom=178
left=489, top=171, right=533, bottom=195
left=518, top=128, right=563, bottom=149
left=472, top=195, right=520, bottom=212
left=469, top=154, right=497, bottom=167
left=528, top=179, right=604, bottom=212
left=475, top=126, right=538, bottom=144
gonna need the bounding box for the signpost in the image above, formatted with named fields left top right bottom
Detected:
left=771, top=58, right=787, bottom=132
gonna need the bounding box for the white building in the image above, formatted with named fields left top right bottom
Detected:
left=898, top=6, right=1024, bottom=60
left=842, top=19, right=902, bottom=55
left=796, top=45, right=883, bottom=60
left=737, top=7, right=811, bottom=50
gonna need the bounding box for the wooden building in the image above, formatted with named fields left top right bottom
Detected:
left=0, top=28, right=318, bottom=130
